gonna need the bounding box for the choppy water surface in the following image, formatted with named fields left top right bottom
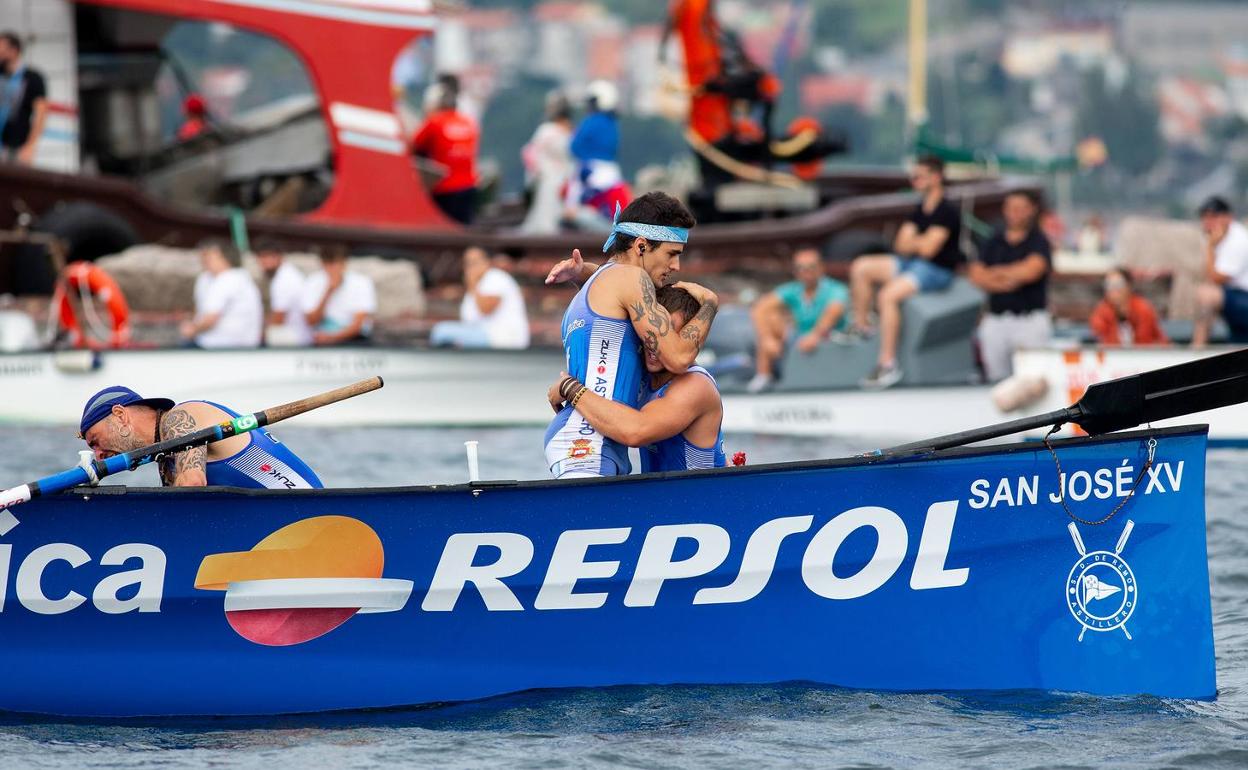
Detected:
left=1, top=425, right=1247, bottom=769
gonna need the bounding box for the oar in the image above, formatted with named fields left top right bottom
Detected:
left=878, top=348, right=1248, bottom=458
left=0, top=377, right=384, bottom=517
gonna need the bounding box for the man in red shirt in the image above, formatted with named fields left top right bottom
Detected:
left=411, top=77, right=479, bottom=225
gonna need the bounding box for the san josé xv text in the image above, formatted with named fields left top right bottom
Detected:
left=967, top=460, right=1184, bottom=510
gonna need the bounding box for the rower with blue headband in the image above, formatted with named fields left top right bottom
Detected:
left=542, top=191, right=720, bottom=479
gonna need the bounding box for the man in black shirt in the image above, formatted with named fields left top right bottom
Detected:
left=849, top=155, right=963, bottom=389
left=967, top=190, right=1052, bottom=382
left=0, top=31, right=47, bottom=165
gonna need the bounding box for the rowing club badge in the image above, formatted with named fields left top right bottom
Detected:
left=1066, top=519, right=1137, bottom=641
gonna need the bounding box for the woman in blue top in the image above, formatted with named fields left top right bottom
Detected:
left=542, top=192, right=718, bottom=478
left=548, top=286, right=725, bottom=473
left=79, top=386, right=322, bottom=489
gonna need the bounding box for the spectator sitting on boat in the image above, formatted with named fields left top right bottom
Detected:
left=0, top=31, right=47, bottom=165
left=78, top=386, right=322, bottom=489
left=848, top=155, right=963, bottom=389
left=967, top=190, right=1052, bottom=382
left=1089, top=267, right=1167, bottom=347
left=548, top=286, right=724, bottom=471
left=254, top=237, right=310, bottom=347
left=180, top=238, right=263, bottom=349
left=430, top=245, right=530, bottom=350
left=1193, top=196, right=1248, bottom=347
left=411, top=75, right=479, bottom=225
left=746, top=246, right=849, bottom=393
left=302, top=244, right=377, bottom=346
left=541, top=191, right=717, bottom=479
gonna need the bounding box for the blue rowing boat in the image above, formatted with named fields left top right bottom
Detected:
left=0, top=426, right=1214, bottom=717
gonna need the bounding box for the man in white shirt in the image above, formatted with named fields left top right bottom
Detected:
left=254, top=238, right=310, bottom=347
left=180, top=238, right=263, bottom=348
left=430, top=246, right=531, bottom=349
left=301, top=244, right=377, bottom=346
left=1193, top=197, right=1248, bottom=347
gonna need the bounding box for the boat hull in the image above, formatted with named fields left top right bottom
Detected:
left=0, top=428, right=1215, bottom=716
left=0, top=347, right=566, bottom=427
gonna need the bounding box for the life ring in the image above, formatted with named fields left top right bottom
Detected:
left=54, top=261, right=131, bottom=349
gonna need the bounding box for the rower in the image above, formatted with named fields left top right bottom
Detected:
left=78, top=386, right=322, bottom=488
left=542, top=191, right=718, bottom=478
left=549, top=286, right=725, bottom=472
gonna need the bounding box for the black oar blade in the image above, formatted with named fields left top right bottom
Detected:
left=1075, top=348, right=1248, bottom=435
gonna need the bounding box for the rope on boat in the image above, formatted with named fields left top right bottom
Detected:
left=1043, top=427, right=1157, bottom=526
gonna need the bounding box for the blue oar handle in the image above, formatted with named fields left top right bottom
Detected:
left=0, top=376, right=382, bottom=512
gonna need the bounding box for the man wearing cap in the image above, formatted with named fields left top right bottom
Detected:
left=79, top=387, right=322, bottom=489
left=539, top=191, right=718, bottom=478
left=1193, top=196, right=1248, bottom=347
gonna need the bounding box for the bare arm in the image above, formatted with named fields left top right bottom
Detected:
left=18, top=98, right=47, bottom=163
left=556, top=372, right=715, bottom=447
left=181, top=312, right=223, bottom=338
left=157, top=408, right=207, bottom=487
left=909, top=225, right=951, bottom=260
left=809, top=300, right=845, bottom=339
left=545, top=248, right=600, bottom=286
left=619, top=269, right=717, bottom=373
left=305, top=282, right=337, bottom=327
left=472, top=292, right=502, bottom=315
left=892, top=222, right=920, bottom=254
left=314, top=311, right=370, bottom=345
left=1206, top=237, right=1230, bottom=285
left=969, top=254, right=1047, bottom=293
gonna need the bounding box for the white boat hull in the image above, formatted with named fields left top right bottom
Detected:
left=4, top=346, right=1246, bottom=445
left=0, top=348, right=566, bottom=427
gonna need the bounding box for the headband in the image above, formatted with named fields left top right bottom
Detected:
left=601, top=203, right=690, bottom=253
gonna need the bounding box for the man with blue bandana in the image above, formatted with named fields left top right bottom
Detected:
left=78, top=387, right=322, bottom=489
left=548, top=285, right=725, bottom=473
left=542, top=191, right=718, bottom=478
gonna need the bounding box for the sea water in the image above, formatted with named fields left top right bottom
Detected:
left=0, top=425, right=1246, bottom=769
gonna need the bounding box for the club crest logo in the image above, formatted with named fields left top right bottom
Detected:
left=1066, top=519, right=1137, bottom=641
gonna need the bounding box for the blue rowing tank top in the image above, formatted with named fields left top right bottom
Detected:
left=193, top=401, right=323, bottom=489
left=639, top=366, right=726, bottom=473
left=543, top=262, right=644, bottom=477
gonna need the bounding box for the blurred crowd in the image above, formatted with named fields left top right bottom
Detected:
left=181, top=239, right=377, bottom=350
left=410, top=73, right=631, bottom=233
left=743, top=157, right=1248, bottom=392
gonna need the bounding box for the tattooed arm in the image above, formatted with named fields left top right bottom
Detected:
left=621, top=268, right=717, bottom=373
left=158, top=407, right=208, bottom=487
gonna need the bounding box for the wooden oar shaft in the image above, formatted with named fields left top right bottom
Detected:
left=260, top=376, right=384, bottom=426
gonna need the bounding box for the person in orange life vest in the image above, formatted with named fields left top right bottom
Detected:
left=1089, top=267, right=1168, bottom=346
left=411, top=76, right=479, bottom=225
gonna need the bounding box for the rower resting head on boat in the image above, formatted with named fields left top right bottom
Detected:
left=548, top=286, right=725, bottom=472
left=78, top=387, right=323, bottom=489
left=542, top=191, right=718, bottom=479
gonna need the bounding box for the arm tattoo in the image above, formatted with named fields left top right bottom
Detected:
left=638, top=275, right=670, bottom=336
left=158, top=408, right=206, bottom=485
left=643, top=330, right=659, bottom=355
left=679, top=299, right=719, bottom=347
left=630, top=300, right=645, bottom=322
